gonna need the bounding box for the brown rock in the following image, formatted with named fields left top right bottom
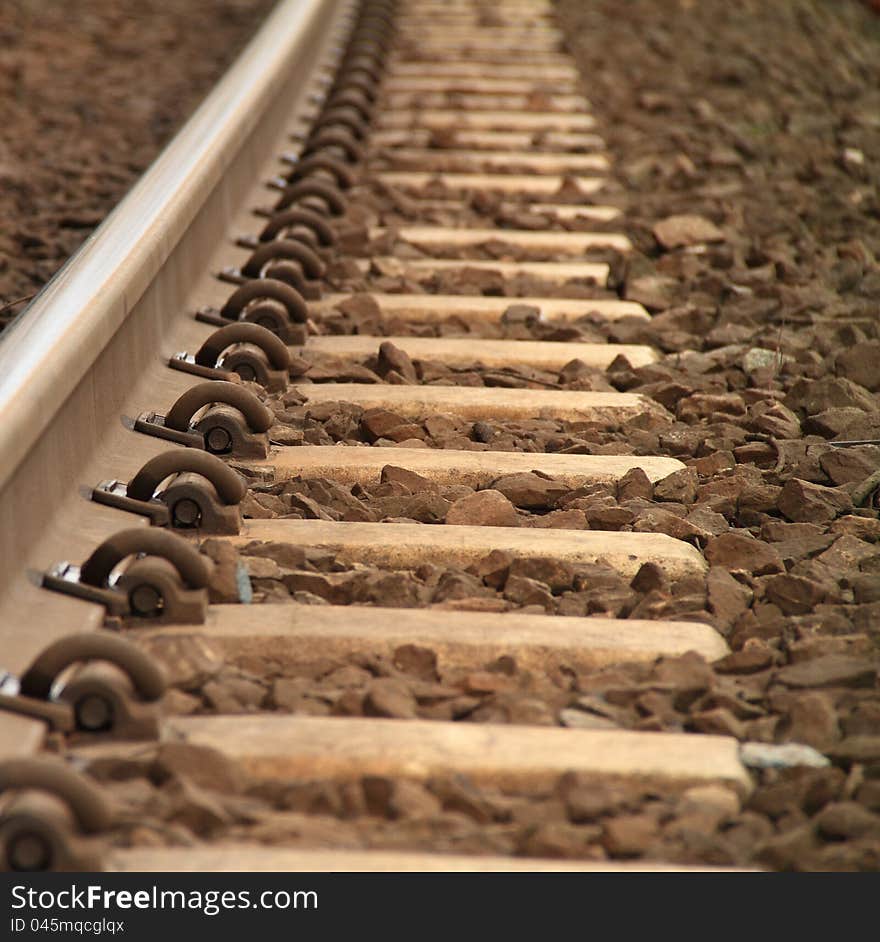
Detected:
left=428, top=775, right=498, bottom=824
left=737, top=482, right=782, bottom=519
left=625, top=274, right=678, bottom=311
left=392, top=645, right=439, bottom=682
left=817, top=534, right=880, bottom=570
left=653, top=651, right=715, bottom=709
left=692, top=451, right=736, bottom=478
left=244, top=541, right=308, bottom=569
left=678, top=393, right=746, bottom=424
left=360, top=776, right=395, bottom=817
left=676, top=785, right=741, bottom=830
left=531, top=509, right=589, bottom=530
left=688, top=708, right=747, bottom=740
left=830, top=516, right=880, bottom=542
left=748, top=401, right=802, bottom=439
left=463, top=671, right=512, bottom=695
left=654, top=214, right=724, bottom=249
left=630, top=562, right=669, bottom=594
left=379, top=779, right=443, bottom=820
left=161, top=688, right=202, bottom=716
left=785, top=376, right=876, bottom=416
left=816, top=802, right=880, bottom=841
left=282, top=570, right=364, bottom=604
left=508, top=555, right=574, bottom=593
left=820, top=447, right=879, bottom=486
left=503, top=575, right=554, bottom=609
left=501, top=303, right=541, bottom=325
left=714, top=647, right=774, bottom=676
left=827, top=736, right=880, bottom=766
left=632, top=507, right=710, bottom=543
left=857, top=781, right=880, bottom=811
left=240, top=491, right=278, bottom=518
left=446, top=489, right=519, bottom=527
left=363, top=678, right=418, bottom=718
left=706, top=568, right=752, bottom=632
left=242, top=555, right=283, bottom=579
left=580, top=505, right=632, bottom=530
left=379, top=465, right=438, bottom=494
left=764, top=573, right=827, bottom=615
left=705, top=533, right=784, bottom=575
left=789, top=635, right=873, bottom=665
left=272, top=675, right=314, bottom=713
left=163, top=778, right=231, bottom=836
left=760, top=520, right=825, bottom=543
left=361, top=408, right=410, bottom=441
left=601, top=813, right=659, bottom=858
left=776, top=656, right=877, bottom=690
left=288, top=492, right=335, bottom=520
left=518, top=823, right=596, bottom=860
left=432, top=571, right=490, bottom=603
left=562, top=780, right=626, bottom=823
left=337, top=293, right=381, bottom=320
left=783, top=692, right=840, bottom=750
left=200, top=538, right=244, bottom=603
left=686, top=507, right=729, bottom=536
left=835, top=341, right=880, bottom=392
left=491, top=472, right=568, bottom=509
left=202, top=674, right=266, bottom=713
left=807, top=407, right=876, bottom=438
left=377, top=341, right=418, bottom=383
left=851, top=575, right=880, bottom=604
left=466, top=549, right=513, bottom=589
left=777, top=479, right=852, bottom=524
left=755, top=824, right=820, bottom=871
left=748, top=768, right=842, bottom=818
left=152, top=743, right=244, bottom=793
left=617, top=467, right=654, bottom=501
left=636, top=690, right=679, bottom=724
left=653, top=467, right=698, bottom=504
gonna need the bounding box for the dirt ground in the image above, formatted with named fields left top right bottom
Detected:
left=0, top=0, right=276, bottom=329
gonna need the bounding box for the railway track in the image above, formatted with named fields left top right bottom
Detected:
left=1, top=0, right=877, bottom=873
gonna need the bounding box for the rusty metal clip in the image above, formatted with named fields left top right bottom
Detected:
left=301, top=128, right=366, bottom=163
left=326, top=88, right=373, bottom=121
left=196, top=278, right=309, bottom=344
left=0, top=757, right=111, bottom=871
left=134, top=380, right=274, bottom=458
left=42, top=528, right=213, bottom=624
left=218, top=239, right=325, bottom=301
left=242, top=238, right=325, bottom=281
left=284, top=153, right=357, bottom=190
left=310, top=105, right=370, bottom=142
left=92, top=449, right=246, bottom=534
left=273, top=179, right=349, bottom=216
left=256, top=207, right=336, bottom=247
left=19, top=632, right=167, bottom=740
left=169, top=322, right=291, bottom=391
left=195, top=322, right=291, bottom=393
left=330, top=72, right=378, bottom=104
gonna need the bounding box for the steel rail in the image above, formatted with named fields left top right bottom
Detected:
left=0, top=0, right=357, bottom=762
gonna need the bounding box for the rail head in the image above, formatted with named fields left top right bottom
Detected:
left=0, top=0, right=351, bottom=493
